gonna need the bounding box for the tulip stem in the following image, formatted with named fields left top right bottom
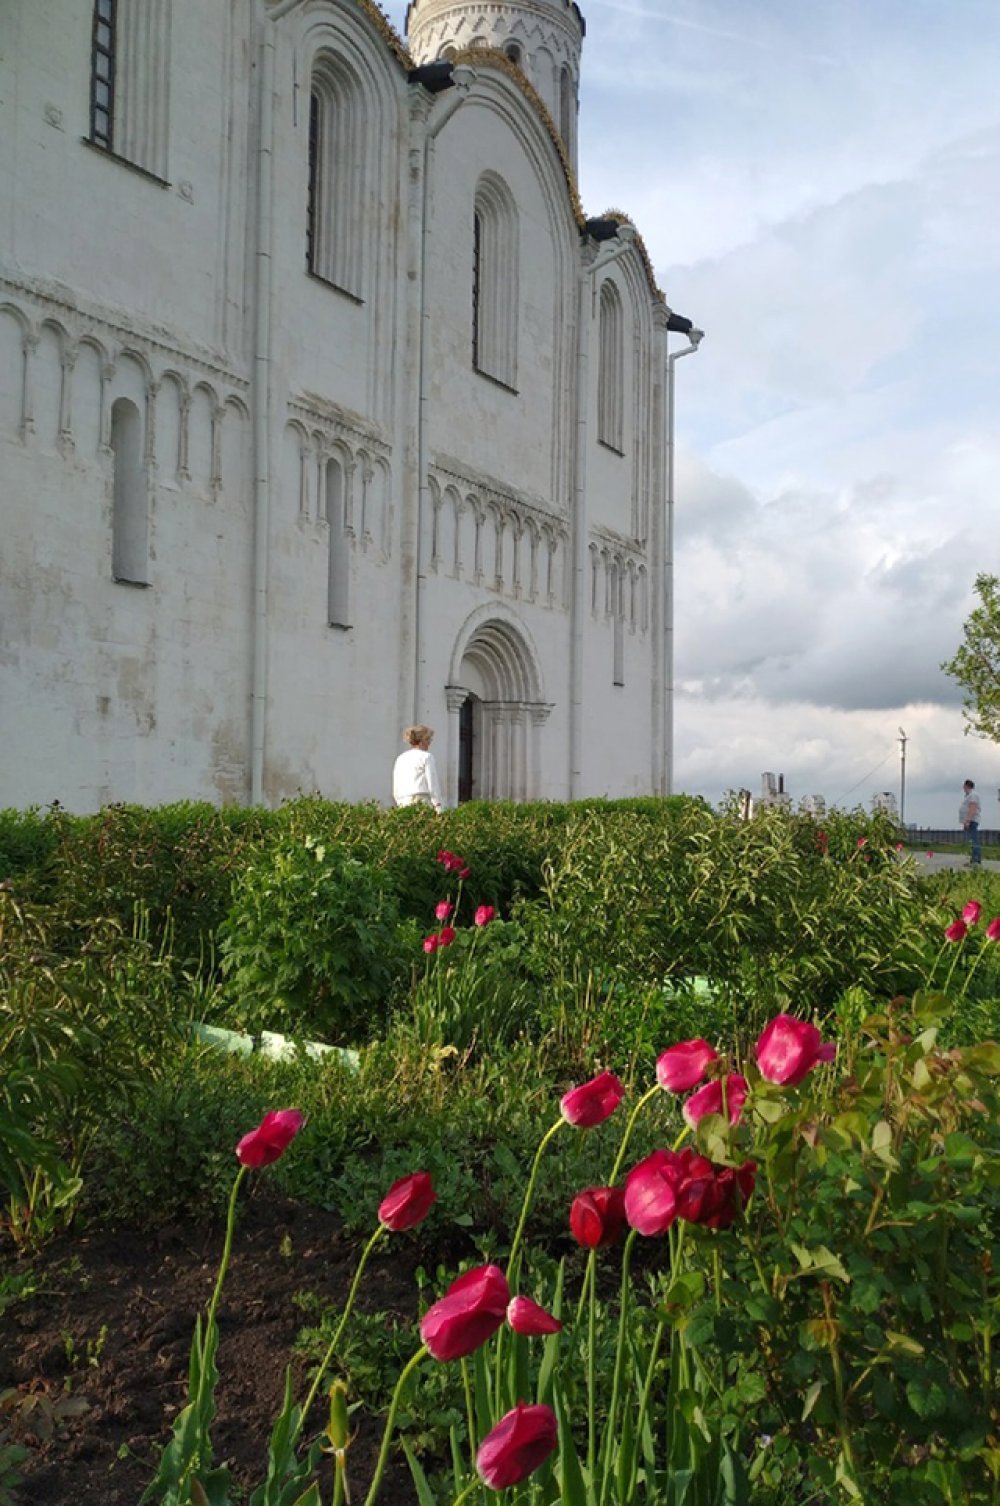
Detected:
left=587, top=1244, right=597, bottom=1486
left=189, top=1164, right=246, bottom=1473
left=506, top=1118, right=565, bottom=1282
left=450, top=1481, right=480, bottom=1506
left=497, top=1116, right=565, bottom=1396
left=629, top=1316, right=667, bottom=1499
left=299, top=1223, right=386, bottom=1439
left=206, top=1166, right=247, bottom=1347
left=461, top=1358, right=477, bottom=1459
left=599, top=1228, right=637, bottom=1506
left=608, top=1086, right=659, bottom=1184
left=362, top=1344, right=429, bottom=1506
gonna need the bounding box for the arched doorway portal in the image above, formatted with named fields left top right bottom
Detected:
left=446, top=613, right=551, bottom=803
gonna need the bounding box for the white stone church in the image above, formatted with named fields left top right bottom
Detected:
left=0, top=0, right=694, bottom=811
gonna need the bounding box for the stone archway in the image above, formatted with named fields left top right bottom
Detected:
left=446, top=613, right=551, bottom=804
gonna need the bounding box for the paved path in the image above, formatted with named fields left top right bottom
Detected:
left=905, top=851, right=1000, bottom=875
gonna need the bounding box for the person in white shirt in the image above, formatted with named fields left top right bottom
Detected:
left=959, top=779, right=982, bottom=866
left=393, top=725, right=443, bottom=813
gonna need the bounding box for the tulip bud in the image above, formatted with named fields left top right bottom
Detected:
left=327, top=1380, right=350, bottom=1452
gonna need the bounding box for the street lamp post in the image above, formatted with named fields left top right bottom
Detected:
left=663, top=312, right=704, bottom=795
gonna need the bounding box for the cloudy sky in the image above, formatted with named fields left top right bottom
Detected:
left=390, top=0, right=1000, bottom=826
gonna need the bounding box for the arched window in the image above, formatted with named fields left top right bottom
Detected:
left=307, top=54, right=366, bottom=299
left=504, top=41, right=522, bottom=66
left=597, top=280, right=624, bottom=452
left=89, top=0, right=170, bottom=178
left=472, top=173, right=518, bottom=390
left=111, top=397, right=148, bottom=584
left=326, top=457, right=352, bottom=628
left=559, top=64, right=574, bottom=148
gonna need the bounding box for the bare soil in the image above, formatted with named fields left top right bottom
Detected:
left=0, top=1194, right=428, bottom=1506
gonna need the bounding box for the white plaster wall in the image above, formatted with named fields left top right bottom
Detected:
left=424, top=88, right=577, bottom=512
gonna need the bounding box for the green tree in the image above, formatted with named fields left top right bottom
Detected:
left=942, top=572, right=1000, bottom=742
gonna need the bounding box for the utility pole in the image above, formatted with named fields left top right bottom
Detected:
left=898, top=728, right=907, bottom=826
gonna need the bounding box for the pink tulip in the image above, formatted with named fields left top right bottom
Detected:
left=569, top=1186, right=627, bottom=1249
left=656, top=1038, right=718, bottom=1093
left=755, top=1015, right=836, bottom=1088
left=435, top=900, right=453, bottom=921
left=474, top=904, right=496, bottom=927
left=945, top=919, right=968, bottom=943
left=624, top=1150, right=683, bottom=1236
left=560, top=1070, right=625, bottom=1128
left=962, top=901, right=982, bottom=926
left=420, top=1264, right=510, bottom=1362
left=378, top=1172, right=437, bottom=1232
left=235, top=1109, right=304, bottom=1168
left=683, top=1073, right=748, bottom=1128
left=506, top=1295, right=562, bottom=1336
left=476, top=1402, right=558, bottom=1490
left=423, top=934, right=439, bottom=954
left=987, top=918, right=1000, bottom=942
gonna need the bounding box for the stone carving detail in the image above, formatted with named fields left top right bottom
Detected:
left=427, top=463, right=568, bottom=610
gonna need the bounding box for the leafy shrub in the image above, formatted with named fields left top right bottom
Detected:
left=218, top=833, right=406, bottom=1044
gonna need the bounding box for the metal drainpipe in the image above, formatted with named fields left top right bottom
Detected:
left=663, top=333, right=701, bottom=795
left=410, top=74, right=471, bottom=728
left=568, top=229, right=635, bottom=799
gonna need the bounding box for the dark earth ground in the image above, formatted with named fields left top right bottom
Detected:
left=0, top=1194, right=427, bottom=1506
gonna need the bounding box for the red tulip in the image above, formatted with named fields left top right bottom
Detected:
left=945, top=919, right=968, bottom=943
left=474, top=904, right=496, bottom=927
left=683, top=1073, right=748, bottom=1128
left=857, top=836, right=867, bottom=848
left=476, top=1402, right=558, bottom=1490
left=624, top=1150, right=684, bottom=1236
left=656, top=1038, right=718, bottom=1093
left=420, top=1264, right=510, bottom=1362
left=677, top=1161, right=756, bottom=1230
left=437, top=849, right=465, bottom=872
left=962, top=901, right=982, bottom=926
left=423, top=933, right=439, bottom=954
left=458, top=867, right=471, bottom=880
left=569, top=1186, right=627, bottom=1249
left=438, top=925, right=457, bottom=946
left=987, top=917, right=1000, bottom=942
left=755, top=1015, right=836, bottom=1087
left=895, top=842, right=904, bottom=852
left=435, top=900, right=453, bottom=921
left=235, top=1109, right=304, bottom=1168
left=378, top=1172, right=437, bottom=1232
left=506, top=1296, right=562, bottom=1335
left=560, top=1070, right=625, bottom=1128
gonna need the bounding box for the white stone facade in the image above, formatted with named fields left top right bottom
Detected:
left=0, top=0, right=677, bottom=812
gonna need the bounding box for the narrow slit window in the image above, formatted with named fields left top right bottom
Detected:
left=90, top=0, right=116, bottom=150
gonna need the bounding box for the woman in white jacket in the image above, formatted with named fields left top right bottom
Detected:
left=393, top=725, right=443, bottom=813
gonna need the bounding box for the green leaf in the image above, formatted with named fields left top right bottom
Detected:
left=553, top=1382, right=590, bottom=1506
left=401, top=1440, right=438, bottom=1506
left=790, top=1243, right=850, bottom=1283
left=906, top=1374, right=949, bottom=1420
left=802, top=1380, right=824, bottom=1420
left=961, top=1041, right=1000, bottom=1075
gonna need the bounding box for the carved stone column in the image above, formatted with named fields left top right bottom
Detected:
left=528, top=703, right=552, bottom=800
left=445, top=685, right=467, bottom=809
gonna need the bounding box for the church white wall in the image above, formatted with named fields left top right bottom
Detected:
left=425, top=91, right=577, bottom=512
left=1, top=4, right=248, bottom=360
left=0, top=298, right=253, bottom=811
left=0, top=0, right=672, bottom=815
